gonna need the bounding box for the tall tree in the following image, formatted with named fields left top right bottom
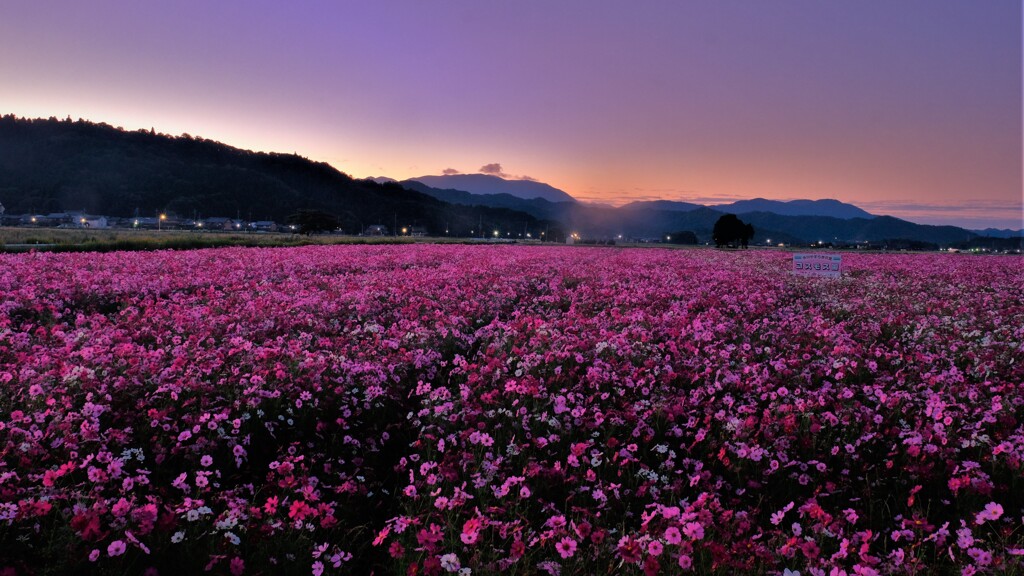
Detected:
left=712, top=214, right=743, bottom=247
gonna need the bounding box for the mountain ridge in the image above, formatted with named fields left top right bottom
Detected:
left=0, top=115, right=993, bottom=246
left=410, top=174, right=576, bottom=203
left=0, top=115, right=553, bottom=235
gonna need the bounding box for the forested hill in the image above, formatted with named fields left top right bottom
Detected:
left=0, top=116, right=548, bottom=234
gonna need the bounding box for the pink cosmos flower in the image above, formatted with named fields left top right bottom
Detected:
left=389, top=541, right=405, bottom=558
left=555, top=537, right=577, bottom=559
left=683, top=522, right=704, bottom=541
left=975, top=502, right=1003, bottom=524
left=617, top=536, right=642, bottom=563
left=288, top=500, right=313, bottom=521
left=460, top=517, right=481, bottom=545
left=107, top=540, right=126, bottom=557
left=665, top=526, right=682, bottom=545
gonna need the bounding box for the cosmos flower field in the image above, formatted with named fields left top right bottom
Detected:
left=1, top=245, right=1022, bottom=576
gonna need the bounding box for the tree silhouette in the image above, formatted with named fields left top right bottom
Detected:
left=742, top=223, right=755, bottom=248
left=664, top=230, right=699, bottom=245
left=712, top=214, right=741, bottom=247
left=287, top=209, right=340, bottom=235
left=713, top=214, right=754, bottom=248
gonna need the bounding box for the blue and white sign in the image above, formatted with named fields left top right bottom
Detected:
left=793, top=253, right=842, bottom=278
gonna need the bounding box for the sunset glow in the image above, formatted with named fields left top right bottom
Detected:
left=1, top=1, right=1020, bottom=228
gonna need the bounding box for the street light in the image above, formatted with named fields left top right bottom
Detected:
left=158, top=213, right=166, bottom=231
left=493, top=230, right=499, bottom=237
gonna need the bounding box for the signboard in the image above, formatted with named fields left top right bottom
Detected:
left=793, top=253, right=842, bottom=278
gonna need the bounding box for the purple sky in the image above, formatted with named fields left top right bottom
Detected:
left=2, top=1, right=1021, bottom=228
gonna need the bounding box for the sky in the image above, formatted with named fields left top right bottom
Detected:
left=1, top=1, right=1021, bottom=229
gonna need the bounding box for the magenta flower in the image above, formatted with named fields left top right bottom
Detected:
left=975, top=502, right=1004, bottom=524
left=107, top=540, right=126, bottom=557
left=555, top=537, right=577, bottom=559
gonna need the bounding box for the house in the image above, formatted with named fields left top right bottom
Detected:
left=131, top=216, right=180, bottom=229
left=202, top=217, right=235, bottom=230
left=45, top=213, right=74, bottom=227
left=249, top=221, right=278, bottom=233
left=77, top=215, right=108, bottom=229
left=408, top=226, right=428, bottom=237
left=364, top=225, right=388, bottom=236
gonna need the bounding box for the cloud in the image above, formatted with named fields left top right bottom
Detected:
left=475, top=163, right=538, bottom=181
left=442, top=168, right=461, bottom=175
left=855, top=199, right=1023, bottom=216
left=478, top=163, right=507, bottom=177
left=855, top=199, right=1023, bottom=229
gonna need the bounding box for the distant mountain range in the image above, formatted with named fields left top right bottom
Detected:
left=622, top=198, right=874, bottom=220
left=410, top=174, right=576, bottom=203
left=402, top=178, right=976, bottom=244
left=0, top=115, right=1011, bottom=246
left=970, top=228, right=1023, bottom=239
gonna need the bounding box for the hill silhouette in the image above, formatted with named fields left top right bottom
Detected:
left=0, top=115, right=991, bottom=246
left=0, top=115, right=550, bottom=235
left=410, top=174, right=576, bottom=203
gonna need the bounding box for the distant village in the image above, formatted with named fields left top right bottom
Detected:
left=0, top=204, right=1017, bottom=253
left=0, top=205, right=414, bottom=237
left=2, top=211, right=285, bottom=232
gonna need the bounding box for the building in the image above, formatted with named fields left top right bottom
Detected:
left=250, top=221, right=278, bottom=233
left=364, top=225, right=388, bottom=236
left=77, top=215, right=109, bottom=229
left=202, top=217, right=235, bottom=230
